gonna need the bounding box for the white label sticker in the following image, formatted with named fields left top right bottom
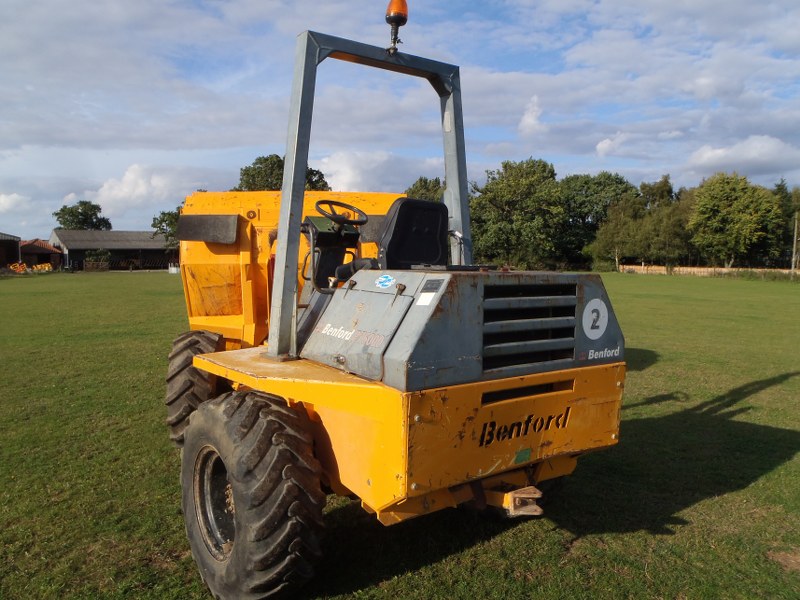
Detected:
left=582, top=298, right=609, bottom=340
left=375, top=274, right=395, bottom=289
left=416, top=292, right=436, bottom=306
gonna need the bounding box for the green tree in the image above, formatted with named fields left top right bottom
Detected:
left=641, top=193, right=695, bottom=268
left=404, top=176, right=444, bottom=202
left=470, top=158, right=564, bottom=269
left=639, top=174, right=675, bottom=209
left=84, top=249, right=111, bottom=263
left=635, top=175, right=695, bottom=267
left=52, top=200, right=112, bottom=230
left=151, top=206, right=181, bottom=251
left=233, top=155, right=331, bottom=191
left=587, top=193, right=646, bottom=270
left=772, top=178, right=793, bottom=218
left=773, top=178, right=796, bottom=267
left=688, top=172, right=784, bottom=267
left=557, top=171, right=638, bottom=268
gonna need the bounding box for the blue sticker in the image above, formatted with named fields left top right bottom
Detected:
left=375, top=274, right=396, bottom=289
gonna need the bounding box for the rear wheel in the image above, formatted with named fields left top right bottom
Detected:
left=165, top=330, right=222, bottom=447
left=181, top=390, right=325, bottom=599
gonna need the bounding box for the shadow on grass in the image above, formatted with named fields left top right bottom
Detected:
left=546, top=371, right=800, bottom=537
left=625, top=347, right=660, bottom=372
left=301, top=499, right=519, bottom=598
left=622, top=390, right=690, bottom=410
left=301, top=372, right=800, bottom=597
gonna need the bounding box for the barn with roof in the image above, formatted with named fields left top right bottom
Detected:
left=48, top=230, right=171, bottom=270
left=21, top=239, right=62, bottom=269
left=0, top=231, right=21, bottom=266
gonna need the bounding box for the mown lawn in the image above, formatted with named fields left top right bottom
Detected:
left=0, top=271, right=798, bottom=599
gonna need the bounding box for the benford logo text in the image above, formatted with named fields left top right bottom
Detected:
left=478, top=407, right=571, bottom=447
left=319, top=324, right=354, bottom=340
left=588, top=346, right=620, bottom=360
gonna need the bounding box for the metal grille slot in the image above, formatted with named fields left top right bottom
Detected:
left=482, top=380, right=575, bottom=406
left=483, top=283, right=577, bottom=374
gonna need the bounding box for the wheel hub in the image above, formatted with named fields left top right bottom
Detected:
left=194, top=445, right=235, bottom=561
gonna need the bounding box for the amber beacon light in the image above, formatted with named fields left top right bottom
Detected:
left=385, top=0, right=408, bottom=54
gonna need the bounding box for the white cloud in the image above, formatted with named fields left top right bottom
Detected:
left=682, top=74, right=741, bottom=102
left=596, top=132, right=630, bottom=158
left=319, top=151, right=443, bottom=193
left=319, top=152, right=386, bottom=192
left=77, top=164, right=174, bottom=217
left=63, top=164, right=223, bottom=229
left=687, top=135, right=800, bottom=176
left=658, top=130, right=684, bottom=140
left=3, top=0, right=800, bottom=238
left=0, top=192, right=28, bottom=214
left=518, top=96, right=547, bottom=137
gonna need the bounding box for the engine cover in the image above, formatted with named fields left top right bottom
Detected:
left=300, top=269, right=624, bottom=392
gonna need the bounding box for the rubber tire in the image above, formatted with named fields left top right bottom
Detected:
left=165, top=330, right=222, bottom=447
left=181, top=390, right=325, bottom=599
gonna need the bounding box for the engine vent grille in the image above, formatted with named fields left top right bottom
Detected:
left=483, top=283, right=577, bottom=375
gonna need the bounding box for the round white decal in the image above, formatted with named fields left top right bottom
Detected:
left=582, top=298, right=609, bottom=340
left=375, top=274, right=396, bottom=289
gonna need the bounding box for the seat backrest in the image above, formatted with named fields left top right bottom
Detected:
left=378, top=197, right=449, bottom=269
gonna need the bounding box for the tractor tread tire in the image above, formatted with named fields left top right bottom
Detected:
left=182, top=390, right=324, bottom=600
left=165, top=330, right=222, bottom=447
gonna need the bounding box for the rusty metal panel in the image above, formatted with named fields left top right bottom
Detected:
left=573, top=274, right=626, bottom=368
left=404, top=363, right=625, bottom=495
left=183, top=263, right=243, bottom=316
left=384, top=272, right=482, bottom=391
left=193, top=347, right=410, bottom=512
left=178, top=190, right=401, bottom=347
left=299, top=270, right=426, bottom=380
left=383, top=270, right=625, bottom=391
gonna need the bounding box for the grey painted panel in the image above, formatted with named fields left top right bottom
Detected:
left=300, top=270, right=426, bottom=380
left=483, top=316, right=575, bottom=335
left=484, top=358, right=577, bottom=379
left=385, top=272, right=482, bottom=391
left=484, top=337, right=576, bottom=358
left=301, top=269, right=624, bottom=392
left=484, top=295, right=578, bottom=310
left=573, top=274, right=626, bottom=366
left=388, top=270, right=622, bottom=391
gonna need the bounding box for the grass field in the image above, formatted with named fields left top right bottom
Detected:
left=1, top=271, right=798, bottom=599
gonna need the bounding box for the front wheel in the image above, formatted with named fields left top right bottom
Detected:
left=165, top=330, right=222, bottom=447
left=181, top=390, right=325, bottom=599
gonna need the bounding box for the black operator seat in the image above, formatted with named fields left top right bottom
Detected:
left=377, top=197, right=449, bottom=269
left=334, top=197, right=449, bottom=282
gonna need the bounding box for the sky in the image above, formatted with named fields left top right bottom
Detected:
left=2, top=0, right=800, bottom=240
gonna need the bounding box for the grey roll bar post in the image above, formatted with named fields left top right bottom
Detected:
left=267, top=30, right=473, bottom=359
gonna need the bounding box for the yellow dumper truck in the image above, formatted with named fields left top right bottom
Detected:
left=166, top=17, right=625, bottom=600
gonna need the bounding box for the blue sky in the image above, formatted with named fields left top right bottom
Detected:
left=2, top=0, right=800, bottom=240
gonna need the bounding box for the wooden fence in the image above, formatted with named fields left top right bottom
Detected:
left=621, top=265, right=794, bottom=277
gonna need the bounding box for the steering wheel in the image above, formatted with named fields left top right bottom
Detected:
left=315, top=199, right=368, bottom=226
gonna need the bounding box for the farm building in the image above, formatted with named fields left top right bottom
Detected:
left=21, top=239, right=62, bottom=269
left=48, top=230, right=172, bottom=270
left=0, top=231, right=21, bottom=266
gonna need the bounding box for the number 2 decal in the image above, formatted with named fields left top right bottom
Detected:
left=582, top=299, right=609, bottom=340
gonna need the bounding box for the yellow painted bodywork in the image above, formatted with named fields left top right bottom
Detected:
left=194, top=347, right=625, bottom=525
left=180, top=191, right=401, bottom=347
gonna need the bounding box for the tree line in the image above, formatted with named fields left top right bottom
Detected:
left=56, top=154, right=799, bottom=271
left=408, top=159, right=799, bottom=271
